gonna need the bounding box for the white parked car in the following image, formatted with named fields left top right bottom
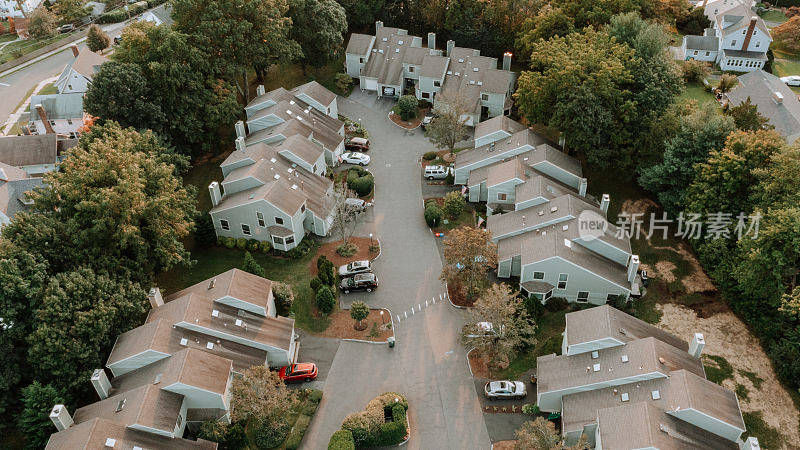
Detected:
left=465, top=322, right=505, bottom=338
left=424, top=165, right=453, bottom=180
left=780, top=76, right=800, bottom=86
left=341, top=152, right=370, bottom=165
left=484, top=381, right=527, bottom=399
left=344, top=198, right=372, bottom=211
left=338, top=260, right=372, bottom=276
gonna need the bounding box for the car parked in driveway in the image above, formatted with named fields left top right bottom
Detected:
left=781, top=75, right=800, bottom=87
left=424, top=165, right=453, bottom=180
left=464, top=322, right=505, bottom=338
left=340, top=273, right=378, bottom=293
left=484, top=381, right=527, bottom=399
left=345, top=137, right=370, bottom=151
left=341, top=152, right=370, bottom=166
left=344, top=198, right=371, bottom=211
left=59, top=24, right=75, bottom=33
left=278, top=362, right=318, bottom=382
left=339, top=260, right=372, bottom=276
left=421, top=111, right=436, bottom=130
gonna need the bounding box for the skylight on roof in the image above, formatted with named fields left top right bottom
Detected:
left=382, top=37, right=388, bottom=41
left=592, top=363, right=600, bottom=372
left=212, top=309, right=219, bottom=318
left=180, top=338, right=188, bottom=346
left=652, top=390, right=661, bottom=400
left=564, top=239, right=572, bottom=248
left=621, top=393, right=629, bottom=402
left=458, top=58, right=464, bottom=63
left=621, top=354, right=629, bottom=363
left=235, top=319, right=243, bottom=327
left=591, top=351, right=599, bottom=359
left=473, top=67, right=479, bottom=72
left=206, top=342, right=214, bottom=350
left=270, top=157, right=277, bottom=163
left=398, top=40, right=403, bottom=44
left=274, top=174, right=281, bottom=180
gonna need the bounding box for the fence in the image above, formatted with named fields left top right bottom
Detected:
left=0, top=29, right=88, bottom=74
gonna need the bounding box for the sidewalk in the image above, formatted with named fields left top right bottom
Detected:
left=1, top=76, right=58, bottom=135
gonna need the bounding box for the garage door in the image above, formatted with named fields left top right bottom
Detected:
left=364, top=78, right=378, bottom=91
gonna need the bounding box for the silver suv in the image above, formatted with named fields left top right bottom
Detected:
left=424, top=165, right=453, bottom=180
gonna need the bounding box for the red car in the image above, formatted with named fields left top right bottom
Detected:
left=278, top=363, right=318, bottom=382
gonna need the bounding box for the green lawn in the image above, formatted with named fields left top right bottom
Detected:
left=677, top=82, right=717, bottom=107
left=495, top=307, right=569, bottom=380
left=773, top=57, right=800, bottom=78
left=38, top=82, right=58, bottom=95
left=185, top=157, right=225, bottom=214
left=759, top=9, right=788, bottom=23
left=0, top=31, right=81, bottom=64
left=248, top=54, right=346, bottom=97
left=0, top=33, right=17, bottom=44
left=155, top=244, right=329, bottom=332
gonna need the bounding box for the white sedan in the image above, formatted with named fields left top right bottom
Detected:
left=341, top=152, right=370, bottom=166
left=484, top=381, right=527, bottom=399
left=780, top=76, right=800, bottom=87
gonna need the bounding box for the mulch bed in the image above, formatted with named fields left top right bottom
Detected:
left=313, top=309, right=393, bottom=341
left=447, top=279, right=474, bottom=307
left=389, top=107, right=429, bottom=129
left=310, top=237, right=379, bottom=276
left=468, top=349, right=491, bottom=378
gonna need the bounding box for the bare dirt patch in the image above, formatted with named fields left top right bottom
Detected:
left=642, top=261, right=678, bottom=283
left=657, top=303, right=800, bottom=445
left=468, top=349, right=491, bottom=378
left=621, top=198, right=659, bottom=215
left=310, top=237, right=379, bottom=276
left=492, top=441, right=516, bottom=450
left=649, top=241, right=716, bottom=294
left=447, top=279, right=473, bottom=307
left=313, top=308, right=393, bottom=341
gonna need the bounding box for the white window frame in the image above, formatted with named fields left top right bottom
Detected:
left=557, top=273, right=568, bottom=290
left=497, top=193, right=507, bottom=201
left=286, top=235, right=295, bottom=245
left=241, top=224, right=251, bottom=236
left=275, top=216, right=284, bottom=225
left=481, top=93, right=489, bottom=101
left=256, top=212, right=265, bottom=227
left=273, top=235, right=284, bottom=245
left=533, top=271, right=545, bottom=280
left=220, top=219, right=230, bottom=230
left=577, top=291, right=589, bottom=303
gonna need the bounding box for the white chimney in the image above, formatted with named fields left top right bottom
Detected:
left=148, top=287, right=164, bottom=309
left=209, top=182, right=222, bottom=207
left=600, top=194, right=610, bottom=214
left=578, top=178, right=587, bottom=197
left=502, top=52, right=512, bottom=71
left=256, top=85, right=265, bottom=96
left=234, top=121, right=246, bottom=139
left=689, top=333, right=705, bottom=358
left=427, top=32, right=436, bottom=49
left=627, top=255, right=639, bottom=284
left=446, top=40, right=455, bottom=56
left=50, top=404, right=73, bottom=431
left=743, top=437, right=760, bottom=450
left=375, top=21, right=383, bottom=33
left=235, top=136, right=246, bottom=152
left=91, top=369, right=112, bottom=399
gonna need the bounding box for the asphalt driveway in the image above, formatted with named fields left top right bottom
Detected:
left=298, top=89, right=491, bottom=449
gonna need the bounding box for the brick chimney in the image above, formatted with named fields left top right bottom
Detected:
left=741, top=16, right=758, bottom=51
left=35, top=104, right=55, bottom=134
left=70, top=44, right=79, bottom=57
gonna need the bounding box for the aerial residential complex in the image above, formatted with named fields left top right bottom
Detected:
left=455, top=115, right=641, bottom=304
left=345, top=22, right=516, bottom=125
left=538, top=305, right=757, bottom=449
left=681, top=0, right=771, bottom=71
left=45, top=269, right=297, bottom=449
left=209, top=82, right=344, bottom=250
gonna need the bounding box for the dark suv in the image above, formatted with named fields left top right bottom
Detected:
left=340, top=273, right=379, bottom=293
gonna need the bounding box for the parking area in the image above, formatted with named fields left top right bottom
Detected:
left=290, top=332, right=341, bottom=391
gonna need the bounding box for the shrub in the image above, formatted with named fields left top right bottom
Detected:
left=241, top=251, right=266, bottom=277
left=336, top=243, right=358, bottom=257
left=316, top=285, right=336, bottom=314
left=198, top=420, right=247, bottom=448
left=317, top=258, right=336, bottom=286
left=544, top=296, right=569, bottom=312
left=444, top=171, right=454, bottom=185
left=394, top=95, right=418, bottom=121
left=258, top=240, right=272, bottom=253
left=223, top=237, right=236, bottom=249
left=310, top=389, right=323, bottom=403
left=98, top=8, right=128, bottom=23
left=246, top=239, right=260, bottom=251
left=335, top=73, right=353, bottom=94
left=424, top=204, right=443, bottom=227
left=718, top=74, right=738, bottom=93
left=522, top=403, right=540, bottom=415
left=310, top=277, right=322, bottom=292
left=254, top=419, right=291, bottom=449
left=86, top=24, right=110, bottom=53
left=285, top=414, right=312, bottom=450
left=423, top=151, right=437, bottom=160
left=377, top=421, right=406, bottom=446
left=523, top=294, right=545, bottom=319
left=349, top=175, right=374, bottom=197
left=146, top=0, right=168, bottom=7
left=235, top=238, right=247, bottom=250
left=681, top=59, right=709, bottom=83
left=272, top=282, right=294, bottom=316
left=442, top=191, right=466, bottom=219
left=328, top=430, right=355, bottom=450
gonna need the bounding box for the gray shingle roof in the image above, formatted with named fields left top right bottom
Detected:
left=565, top=304, right=689, bottom=351
left=0, top=134, right=58, bottom=167
left=684, top=35, right=719, bottom=52
left=29, top=93, right=84, bottom=120
left=727, top=70, right=800, bottom=143
left=346, top=33, right=375, bottom=55
left=0, top=177, right=44, bottom=217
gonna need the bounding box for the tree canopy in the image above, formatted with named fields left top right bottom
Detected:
left=441, top=226, right=498, bottom=299
left=289, top=0, right=348, bottom=67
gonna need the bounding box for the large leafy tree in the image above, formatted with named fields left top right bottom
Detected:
left=425, top=93, right=470, bottom=154
left=517, top=6, right=575, bottom=56
left=18, top=382, right=64, bottom=450
left=91, top=22, right=240, bottom=155
left=23, top=122, right=197, bottom=283
left=27, top=268, right=148, bottom=398
left=336, top=0, right=386, bottom=29
left=725, top=97, right=773, bottom=132
left=551, top=0, right=646, bottom=28
left=52, top=0, right=87, bottom=24
left=772, top=16, right=800, bottom=54
left=289, top=0, right=347, bottom=67
left=638, top=104, right=736, bottom=215
left=440, top=226, right=498, bottom=299
left=172, top=0, right=302, bottom=91
left=230, top=366, right=295, bottom=425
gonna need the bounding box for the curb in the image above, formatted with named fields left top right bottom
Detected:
left=445, top=281, right=470, bottom=309
left=466, top=347, right=477, bottom=377
left=398, top=413, right=411, bottom=446
left=371, top=237, right=382, bottom=262
left=340, top=307, right=396, bottom=345
left=386, top=111, right=421, bottom=131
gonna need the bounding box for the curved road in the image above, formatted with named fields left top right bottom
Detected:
left=300, top=90, right=490, bottom=449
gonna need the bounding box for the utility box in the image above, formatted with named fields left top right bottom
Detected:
left=387, top=337, right=395, bottom=348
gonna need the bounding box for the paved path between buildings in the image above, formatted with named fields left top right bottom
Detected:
left=299, top=89, right=491, bottom=450
left=1, top=75, right=57, bottom=135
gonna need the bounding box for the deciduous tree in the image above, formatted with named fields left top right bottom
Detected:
left=676, top=6, right=710, bottom=36
left=86, top=24, right=110, bottom=53
left=289, top=0, right=347, bottom=67
left=440, top=226, right=498, bottom=299
left=84, top=61, right=165, bottom=133
left=52, top=0, right=88, bottom=24
left=331, top=185, right=365, bottom=248
left=230, top=366, right=295, bottom=425
left=27, top=7, right=57, bottom=39
left=516, top=6, right=574, bottom=56
left=772, top=16, right=800, bottom=54
left=18, top=382, right=64, bottom=450
left=442, top=190, right=466, bottom=219
left=425, top=93, right=469, bottom=155
left=725, top=97, right=773, bottom=132
left=514, top=417, right=562, bottom=450
left=462, top=284, right=536, bottom=364
left=350, top=301, right=369, bottom=329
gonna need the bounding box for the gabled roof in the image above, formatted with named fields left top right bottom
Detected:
left=419, top=54, right=449, bottom=79
left=29, top=93, right=84, bottom=120
left=291, top=80, right=337, bottom=107
left=667, top=369, right=746, bottom=431
left=487, top=193, right=595, bottom=239
left=486, top=158, right=526, bottom=187
left=70, top=49, right=108, bottom=79
left=45, top=417, right=217, bottom=450
left=565, top=304, right=689, bottom=351
left=684, top=35, right=720, bottom=52
left=166, top=268, right=273, bottom=316
left=346, top=33, right=375, bottom=55
left=456, top=128, right=549, bottom=167
left=277, top=134, right=325, bottom=167
left=474, top=115, right=527, bottom=140
left=727, top=70, right=800, bottom=143
left=0, top=177, right=44, bottom=217
left=0, top=134, right=58, bottom=167
left=0, top=162, right=27, bottom=182
left=73, top=384, right=183, bottom=434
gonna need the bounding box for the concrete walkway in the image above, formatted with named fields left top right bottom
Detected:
left=1, top=75, right=57, bottom=135
left=299, top=89, right=491, bottom=449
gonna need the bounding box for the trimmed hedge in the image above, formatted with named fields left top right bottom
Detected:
left=316, top=285, right=336, bottom=314
left=285, top=414, right=312, bottom=450
left=423, top=151, right=437, bottom=160
left=329, top=430, right=356, bottom=450
left=339, top=392, right=408, bottom=448
left=424, top=204, right=443, bottom=227
left=347, top=167, right=374, bottom=197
